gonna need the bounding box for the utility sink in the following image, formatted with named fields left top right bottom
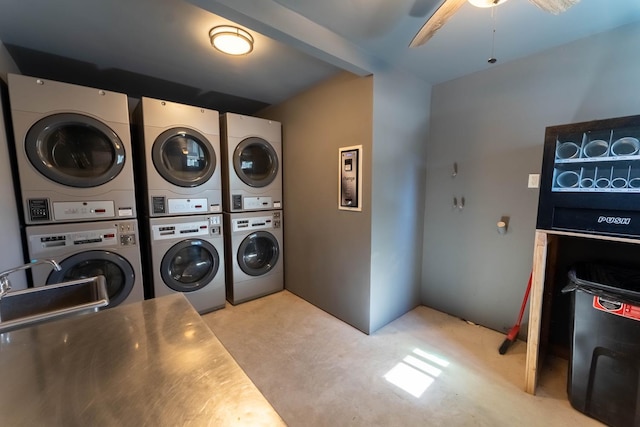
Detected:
left=0, top=276, right=109, bottom=334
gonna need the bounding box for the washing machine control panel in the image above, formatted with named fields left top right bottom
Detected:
left=167, top=198, right=209, bottom=214
left=29, top=228, right=121, bottom=255
left=152, top=196, right=215, bottom=215
left=152, top=216, right=222, bottom=241
left=45, top=200, right=120, bottom=222
left=231, top=195, right=282, bottom=211
left=52, top=200, right=121, bottom=221
left=232, top=212, right=281, bottom=232
left=230, top=196, right=282, bottom=211
left=28, top=223, right=138, bottom=256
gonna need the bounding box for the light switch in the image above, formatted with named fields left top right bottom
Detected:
left=528, top=174, right=540, bottom=189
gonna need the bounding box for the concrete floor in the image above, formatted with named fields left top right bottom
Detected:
left=202, top=290, right=602, bottom=426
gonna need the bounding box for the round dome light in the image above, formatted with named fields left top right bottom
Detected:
left=468, top=0, right=510, bottom=7
left=209, top=26, right=254, bottom=56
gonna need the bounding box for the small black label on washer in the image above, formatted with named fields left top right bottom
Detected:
left=232, top=195, right=242, bottom=210
left=152, top=196, right=166, bottom=214
left=28, top=198, right=50, bottom=221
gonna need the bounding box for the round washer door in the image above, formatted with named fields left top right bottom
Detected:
left=237, top=231, right=279, bottom=277
left=233, top=137, right=279, bottom=188
left=47, top=250, right=135, bottom=307
left=160, top=239, right=220, bottom=292
left=152, top=128, right=216, bottom=188
left=25, top=113, right=126, bottom=188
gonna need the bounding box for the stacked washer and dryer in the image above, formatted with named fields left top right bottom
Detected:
left=6, top=73, right=284, bottom=312
left=7, top=74, right=144, bottom=307
left=221, top=113, right=284, bottom=305
left=134, top=98, right=226, bottom=314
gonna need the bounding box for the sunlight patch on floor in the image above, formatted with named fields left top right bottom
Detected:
left=383, top=349, right=450, bottom=398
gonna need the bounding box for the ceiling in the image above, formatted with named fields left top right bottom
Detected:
left=0, top=0, right=639, bottom=115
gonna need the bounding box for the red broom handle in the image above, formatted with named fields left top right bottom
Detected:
left=516, top=271, right=533, bottom=326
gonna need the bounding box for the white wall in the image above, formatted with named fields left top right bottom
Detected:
left=0, top=40, right=26, bottom=287
left=422, top=23, right=640, bottom=336
left=369, top=68, right=430, bottom=332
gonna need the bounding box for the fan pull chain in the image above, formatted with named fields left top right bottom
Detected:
left=488, top=2, right=498, bottom=64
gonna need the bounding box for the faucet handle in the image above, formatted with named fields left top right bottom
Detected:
left=0, top=259, right=61, bottom=299
left=0, top=259, right=62, bottom=281
left=42, top=259, right=62, bottom=272
left=0, top=273, right=11, bottom=299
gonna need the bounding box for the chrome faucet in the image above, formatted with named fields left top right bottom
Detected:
left=0, top=259, right=62, bottom=299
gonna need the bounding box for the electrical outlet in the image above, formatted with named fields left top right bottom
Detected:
left=528, top=174, right=540, bottom=189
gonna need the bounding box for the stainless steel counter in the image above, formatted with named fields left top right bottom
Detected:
left=0, top=294, right=286, bottom=426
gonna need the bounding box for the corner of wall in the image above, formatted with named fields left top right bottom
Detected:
left=421, top=24, right=640, bottom=335
left=259, top=71, right=375, bottom=334
left=368, top=69, right=431, bottom=333
left=0, top=39, right=26, bottom=286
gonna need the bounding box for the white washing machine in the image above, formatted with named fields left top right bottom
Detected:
left=135, top=97, right=222, bottom=217
left=224, top=210, right=283, bottom=305
left=148, top=214, right=226, bottom=314
left=221, top=113, right=282, bottom=212
left=8, top=74, right=136, bottom=225
left=26, top=219, right=144, bottom=307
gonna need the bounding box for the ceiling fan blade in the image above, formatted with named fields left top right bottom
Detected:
left=527, top=0, right=580, bottom=15
left=409, top=0, right=467, bottom=48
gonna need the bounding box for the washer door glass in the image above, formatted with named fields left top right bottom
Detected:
left=233, top=137, right=278, bottom=188
left=47, top=250, right=135, bottom=307
left=152, top=128, right=216, bottom=187
left=160, top=239, right=219, bottom=292
left=237, top=231, right=279, bottom=277
left=25, top=113, right=126, bottom=188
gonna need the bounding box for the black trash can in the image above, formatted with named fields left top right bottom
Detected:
left=563, top=263, right=640, bottom=427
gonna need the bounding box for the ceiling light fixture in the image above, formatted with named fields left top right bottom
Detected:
left=468, top=0, right=509, bottom=7
left=209, top=25, right=254, bottom=56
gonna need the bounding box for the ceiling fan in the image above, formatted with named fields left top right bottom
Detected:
left=409, top=0, right=581, bottom=47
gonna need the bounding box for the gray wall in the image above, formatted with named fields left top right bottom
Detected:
left=261, top=68, right=431, bottom=334
left=260, top=72, right=374, bottom=333
left=369, top=68, right=430, bottom=332
left=0, top=40, right=26, bottom=287
left=422, top=23, right=640, bottom=336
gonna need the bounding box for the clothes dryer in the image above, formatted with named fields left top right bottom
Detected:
left=148, top=214, right=226, bottom=313
left=221, top=113, right=282, bottom=212
left=8, top=74, right=136, bottom=225
left=224, top=210, right=283, bottom=304
left=135, top=97, right=222, bottom=217
left=26, top=219, right=144, bottom=307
